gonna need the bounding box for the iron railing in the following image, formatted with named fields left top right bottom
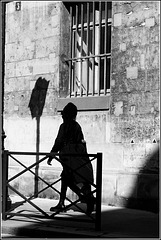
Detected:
left=2, top=150, right=102, bottom=231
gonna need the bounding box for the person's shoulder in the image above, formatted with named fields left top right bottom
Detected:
left=75, top=121, right=82, bottom=129
left=59, top=122, right=65, bottom=130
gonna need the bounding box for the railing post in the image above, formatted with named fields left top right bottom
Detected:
left=2, top=150, right=11, bottom=220
left=95, top=152, right=102, bottom=231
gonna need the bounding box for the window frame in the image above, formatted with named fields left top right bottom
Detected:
left=58, top=2, right=112, bottom=111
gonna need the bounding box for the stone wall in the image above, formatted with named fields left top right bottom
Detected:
left=3, top=1, right=159, bottom=211
left=110, top=1, right=159, bottom=210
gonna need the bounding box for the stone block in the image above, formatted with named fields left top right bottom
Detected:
left=114, top=13, right=122, bottom=27
left=145, top=17, right=155, bottom=27
left=102, top=174, right=117, bottom=201
left=113, top=101, right=123, bottom=116
left=30, top=80, right=36, bottom=90
left=6, top=2, right=15, bottom=14
left=145, top=69, right=160, bottom=91
left=5, top=62, right=16, bottom=78
left=15, top=60, right=33, bottom=77
left=102, top=143, right=124, bottom=170
left=126, top=67, right=138, bottom=79
left=137, top=174, right=159, bottom=199
left=140, top=54, right=145, bottom=69
left=4, top=93, right=15, bottom=115
left=123, top=143, right=146, bottom=168
left=130, top=105, right=136, bottom=116
left=5, top=77, right=30, bottom=92
left=110, top=79, right=115, bottom=87
left=120, top=43, right=126, bottom=51
left=78, top=112, right=107, bottom=144
left=35, top=37, right=59, bottom=58
left=5, top=43, right=16, bottom=62
left=15, top=41, right=35, bottom=61
left=32, top=58, right=59, bottom=75
left=117, top=174, right=138, bottom=198
left=144, top=143, right=159, bottom=171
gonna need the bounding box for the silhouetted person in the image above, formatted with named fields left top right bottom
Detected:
left=47, top=102, right=95, bottom=214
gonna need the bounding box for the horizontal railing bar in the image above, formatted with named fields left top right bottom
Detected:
left=7, top=151, right=98, bottom=158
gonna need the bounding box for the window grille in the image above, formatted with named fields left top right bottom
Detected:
left=66, top=2, right=112, bottom=98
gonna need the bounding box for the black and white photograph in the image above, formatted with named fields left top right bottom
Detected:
left=1, top=1, right=160, bottom=238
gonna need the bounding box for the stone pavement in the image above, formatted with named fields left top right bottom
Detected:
left=1, top=196, right=159, bottom=238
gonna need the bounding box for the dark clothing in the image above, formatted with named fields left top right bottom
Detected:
left=51, top=120, right=84, bottom=152
left=50, top=120, right=94, bottom=185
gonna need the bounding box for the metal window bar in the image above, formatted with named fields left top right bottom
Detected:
left=66, top=2, right=112, bottom=97
left=104, top=1, right=108, bottom=95
left=2, top=150, right=102, bottom=231
left=80, top=3, right=84, bottom=97
left=69, top=6, right=73, bottom=97
left=86, top=2, right=90, bottom=97
left=92, top=1, right=95, bottom=96
left=74, top=5, right=78, bottom=97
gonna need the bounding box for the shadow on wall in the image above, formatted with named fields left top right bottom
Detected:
left=28, top=77, right=49, bottom=197
left=125, top=142, right=159, bottom=213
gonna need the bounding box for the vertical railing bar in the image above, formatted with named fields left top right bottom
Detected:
left=69, top=6, right=73, bottom=97
left=98, top=1, right=102, bottom=96
left=86, top=2, right=90, bottom=96
left=2, top=150, right=9, bottom=220
left=92, top=2, right=95, bottom=96
left=80, top=3, right=83, bottom=97
left=95, top=152, right=102, bottom=231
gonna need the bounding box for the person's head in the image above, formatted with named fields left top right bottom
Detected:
left=61, top=102, right=77, bottom=122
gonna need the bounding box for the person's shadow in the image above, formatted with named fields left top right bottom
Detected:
left=28, top=77, right=49, bottom=197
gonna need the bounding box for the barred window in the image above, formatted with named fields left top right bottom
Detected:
left=67, top=2, right=112, bottom=98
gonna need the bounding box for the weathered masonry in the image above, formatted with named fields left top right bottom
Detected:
left=2, top=1, right=159, bottom=212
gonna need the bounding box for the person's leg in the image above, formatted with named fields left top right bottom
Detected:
left=50, top=177, right=67, bottom=211
left=67, top=181, right=95, bottom=214
left=81, top=183, right=96, bottom=214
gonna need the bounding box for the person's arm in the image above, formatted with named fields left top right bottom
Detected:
left=47, top=124, right=64, bottom=165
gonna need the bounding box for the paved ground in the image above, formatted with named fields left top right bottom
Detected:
left=1, top=196, right=159, bottom=238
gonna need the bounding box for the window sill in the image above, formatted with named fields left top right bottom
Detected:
left=57, top=95, right=110, bottom=111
